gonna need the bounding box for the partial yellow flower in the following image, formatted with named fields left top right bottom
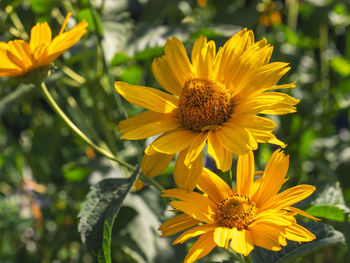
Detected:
left=115, top=28, right=299, bottom=191
left=197, top=0, right=208, bottom=7
left=159, top=150, right=318, bottom=263
left=0, top=13, right=87, bottom=77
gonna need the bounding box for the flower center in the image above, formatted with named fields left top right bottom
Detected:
left=178, top=78, right=234, bottom=132
left=215, top=194, right=257, bottom=230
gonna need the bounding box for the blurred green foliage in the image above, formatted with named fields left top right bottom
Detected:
left=0, top=0, right=350, bottom=262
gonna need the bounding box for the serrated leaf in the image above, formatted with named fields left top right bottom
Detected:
left=250, top=222, right=345, bottom=263
left=78, top=169, right=139, bottom=262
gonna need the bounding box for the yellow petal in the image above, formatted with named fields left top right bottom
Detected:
left=214, top=28, right=253, bottom=82
left=169, top=200, right=214, bottom=224
left=197, top=168, right=232, bottom=204
left=260, top=185, right=316, bottom=211
left=159, top=214, right=200, bottom=237
left=184, top=131, right=208, bottom=167
left=141, top=152, right=173, bottom=177
left=226, top=40, right=274, bottom=94
left=236, top=150, right=255, bottom=198
left=252, top=149, right=289, bottom=206
left=286, top=206, right=321, bottom=222
left=173, top=224, right=216, bottom=244
left=174, top=149, right=203, bottom=191
left=150, top=128, right=194, bottom=154
left=162, top=188, right=217, bottom=213
left=7, top=40, right=33, bottom=70
left=29, top=22, right=52, bottom=51
left=46, top=19, right=87, bottom=63
left=284, top=224, right=316, bottom=242
left=217, top=123, right=257, bottom=155
left=230, top=228, right=254, bottom=256
left=164, top=37, right=194, bottom=86
left=184, top=231, right=216, bottom=263
left=59, top=12, right=72, bottom=34
left=119, top=111, right=180, bottom=140
left=207, top=130, right=233, bottom=172
left=249, top=224, right=282, bottom=251
left=258, top=92, right=300, bottom=115
left=213, top=227, right=232, bottom=248
left=114, top=81, right=178, bottom=113
left=191, top=35, right=216, bottom=79
left=237, top=62, right=290, bottom=97
left=152, top=56, right=182, bottom=96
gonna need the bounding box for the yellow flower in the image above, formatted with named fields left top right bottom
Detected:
left=115, top=29, right=299, bottom=191
left=0, top=13, right=87, bottom=78
left=159, top=150, right=318, bottom=263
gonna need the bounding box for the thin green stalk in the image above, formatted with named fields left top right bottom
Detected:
left=140, top=174, right=165, bottom=192
left=0, top=84, right=35, bottom=116
left=244, top=255, right=253, bottom=263
left=39, top=81, right=135, bottom=171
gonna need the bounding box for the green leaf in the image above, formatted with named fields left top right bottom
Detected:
left=304, top=181, right=350, bottom=222
left=330, top=56, right=350, bottom=76
left=250, top=222, right=345, bottom=263
left=77, top=8, right=103, bottom=34
left=78, top=169, right=139, bottom=262
left=119, top=65, right=143, bottom=85
left=111, top=52, right=131, bottom=66
left=30, top=0, right=55, bottom=14
left=63, top=162, right=90, bottom=182
left=305, top=205, right=347, bottom=222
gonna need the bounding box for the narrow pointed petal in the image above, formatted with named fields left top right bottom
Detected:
left=284, top=224, right=316, bottom=242
left=174, top=224, right=216, bottom=244
left=286, top=206, right=321, bottom=221
left=184, top=231, right=216, bottom=263
left=164, top=37, right=194, bottom=86
left=29, top=22, right=52, bottom=51
left=150, top=128, right=193, bottom=155
left=217, top=123, right=257, bottom=155
left=184, top=131, right=208, bottom=167
left=159, top=214, right=200, bottom=237
left=213, top=227, right=232, bottom=248
left=119, top=111, right=180, bottom=140
left=230, top=228, right=254, bottom=256
left=114, top=82, right=178, bottom=113
left=152, top=56, right=182, bottom=96
left=252, top=149, right=289, bottom=206
left=260, top=185, right=316, bottom=211
left=236, top=150, right=255, bottom=197
left=141, top=152, right=173, bottom=177
left=207, top=131, right=233, bottom=171
left=169, top=200, right=214, bottom=223
left=197, top=168, right=232, bottom=204
left=174, top=149, right=203, bottom=191
left=191, top=35, right=216, bottom=79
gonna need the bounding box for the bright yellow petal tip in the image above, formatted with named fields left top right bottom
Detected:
left=159, top=149, right=317, bottom=263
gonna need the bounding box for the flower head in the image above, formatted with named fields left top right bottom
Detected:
left=0, top=13, right=87, bottom=78
left=159, top=150, right=318, bottom=263
left=115, top=29, right=299, bottom=191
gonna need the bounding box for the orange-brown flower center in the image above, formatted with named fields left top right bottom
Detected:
left=215, top=194, right=257, bottom=230
left=178, top=78, right=234, bottom=132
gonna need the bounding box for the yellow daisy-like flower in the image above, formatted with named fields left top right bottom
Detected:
left=0, top=13, right=87, bottom=77
left=159, top=150, right=318, bottom=263
left=115, top=29, right=299, bottom=191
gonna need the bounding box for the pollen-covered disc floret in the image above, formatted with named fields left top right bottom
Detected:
left=216, top=194, right=257, bottom=230
left=178, top=78, right=234, bottom=132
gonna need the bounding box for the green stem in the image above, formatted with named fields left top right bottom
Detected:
left=0, top=84, right=35, bottom=116
left=39, top=81, right=135, bottom=171
left=140, top=174, right=165, bottom=192
left=244, top=254, right=253, bottom=263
